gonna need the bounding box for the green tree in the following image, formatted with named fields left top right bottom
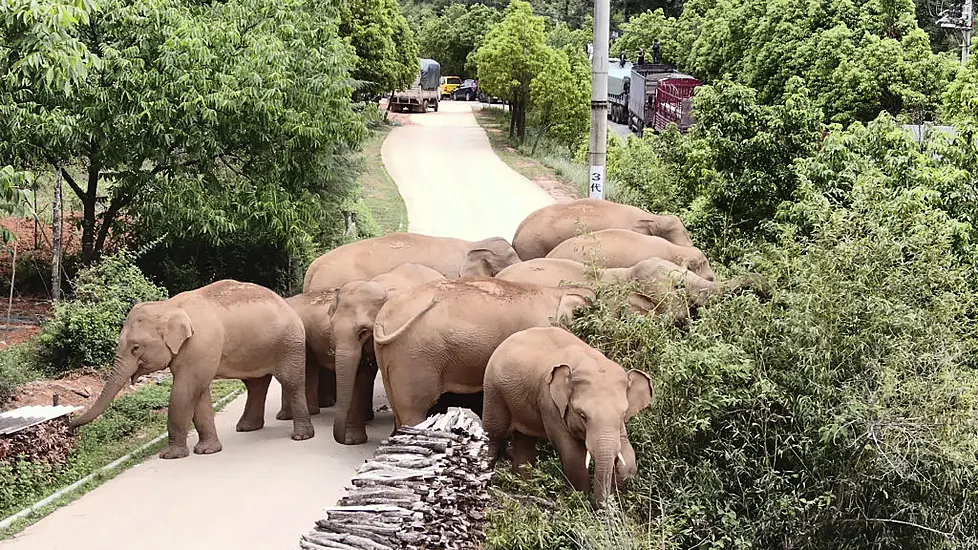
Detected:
left=529, top=47, right=591, bottom=151
left=340, top=0, right=420, bottom=98
left=419, top=3, right=501, bottom=78
left=1, top=0, right=366, bottom=264
left=610, top=8, right=680, bottom=63
left=475, top=0, right=551, bottom=142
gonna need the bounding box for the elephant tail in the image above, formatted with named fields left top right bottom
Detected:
left=374, top=297, right=438, bottom=346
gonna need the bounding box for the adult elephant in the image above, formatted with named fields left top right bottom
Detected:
left=512, top=198, right=693, bottom=260
left=546, top=228, right=717, bottom=282
left=303, top=233, right=521, bottom=293
left=497, top=257, right=766, bottom=322
left=330, top=263, right=445, bottom=445
left=372, top=278, right=593, bottom=435
left=69, top=280, right=313, bottom=459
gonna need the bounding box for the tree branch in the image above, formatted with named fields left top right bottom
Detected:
left=93, top=192, right=134, bottom=255
left=58, top=167, right=85, bottom=200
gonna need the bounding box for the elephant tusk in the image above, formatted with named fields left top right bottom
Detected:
left=585, top=450, right=591, bottom=469
left=617, top=452, right=626, bottom=464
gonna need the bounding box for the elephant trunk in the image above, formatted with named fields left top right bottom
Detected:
left=332, top=339, right=366, bottom=445
left=587, top=430, right=623, bottom=506
left=69, top=356, right=134, bottom=428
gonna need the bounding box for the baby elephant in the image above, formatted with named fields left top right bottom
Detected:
left=483, top=327, right=653, bottom=505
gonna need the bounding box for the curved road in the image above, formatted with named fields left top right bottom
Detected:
left=1, top=100, right=553, bottom=549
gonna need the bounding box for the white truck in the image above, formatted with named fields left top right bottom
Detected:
left=387, top=58, right=441, bottom=114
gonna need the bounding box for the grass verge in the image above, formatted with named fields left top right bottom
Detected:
left=473, top=107, right=586, bottom=199
left=0, top=378, right=243, bottom=539
left=358, top=125, right=408, bottom=235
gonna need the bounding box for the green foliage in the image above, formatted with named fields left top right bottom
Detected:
left=341, top=0, right=420, bottom=97
left=545, top=20, right=591, bottom=54
left=36, top=251, right=167, bottom=375
left=942, top=58, right=978, bottom=123
left=475, top=0, right=551, bottom=142
left=613, top=0, right=957, bottom=124
left=418, top=3, right=502, bottom=78
left=0, top=343, right=43, bottom=405
left=2, top=0, right=367, bottom=264
left=528, top=47, right=591, bottom=151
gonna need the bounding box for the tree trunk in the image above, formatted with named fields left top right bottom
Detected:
left=532, top=106, right=552, bottom=154
left=509, top=98, right=517, bottom=139
left=51, top=166, right=63, bottom=302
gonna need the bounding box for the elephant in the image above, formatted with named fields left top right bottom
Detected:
left=546, top=228, right=717, bottom=282
left=483, top=326, right=653, bottom=505
left=512, top=198, right=693, bottom=260
left=303, top=232, right=521, bottom=293
left=331, top=263, right=446, bottom=445
left=279, top=289, right=339, bottom=421
left=68, top=280, right=314, bottom=459
left=497, top=257, right=765, bottom=323
left=372, top=277, right=594, bottom=435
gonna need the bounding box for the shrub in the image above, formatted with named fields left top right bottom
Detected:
left=0, top=343, right=42, bottom=405
left=36, top=251, right=168, bottom=375
left=496, top=171, right=978, bottom=549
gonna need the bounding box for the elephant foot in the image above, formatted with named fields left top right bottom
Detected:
left=319, top=396, right=336, bottom=408
left=308, top=406, right=321, bottom=416
left=291, top=421, right=315, bottom=441
left=159, top=445, right=190, bottom=459
left=275, top=409, right=294, bottom=421
left=365, top=408, right=375, bottom=422
left=236, top=418, right=264, bottom=432
left=194, top=439, right=223, bottom=455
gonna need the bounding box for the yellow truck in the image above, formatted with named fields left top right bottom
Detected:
left=439, top=76, right=462, bottom=98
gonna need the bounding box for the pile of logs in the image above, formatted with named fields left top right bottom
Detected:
left=300, top=407, right=493, bottom=550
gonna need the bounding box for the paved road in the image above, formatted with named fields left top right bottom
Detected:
left=383, top=100, right=554, bottom=241
left=2, top=99, right=554, bottom=550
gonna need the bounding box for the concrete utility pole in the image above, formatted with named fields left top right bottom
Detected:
left=587, top=0, right=610, bottom=199
left=938, top=0, right=974, bottom=66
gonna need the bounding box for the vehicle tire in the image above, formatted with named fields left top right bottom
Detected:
left=433, top=98, right=439, bottom=112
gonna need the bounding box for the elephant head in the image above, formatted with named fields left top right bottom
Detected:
left=547, top=363, right=653, bottom=505
left=676, top=247, right=716, bottom=282
left=70, top=302, right=193, bottom=428
left=459, top=237, right=522, bottom=277
left=330, top=280, right=389, bottom=445
left=632, top=215, right=694, bottom=247
left=552, top=287, right=594, bottom=326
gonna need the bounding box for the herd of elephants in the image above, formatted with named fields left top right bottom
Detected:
left=65, top=198, right=768, bottom=504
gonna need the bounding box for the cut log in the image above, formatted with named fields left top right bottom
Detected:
left=298, top=407, right=491, bottom=549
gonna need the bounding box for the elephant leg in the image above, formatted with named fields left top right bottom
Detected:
left=510, top=432, right=538, bottom=478
left=193, top=385, right=223, bottom=455
left=482, top=385, right=511, bottom=468
left=357, top=358, right=377, bottom=422
left=276, top=346, right=315, bottom=441
left=385, top=362, right=442, bottom=429
left=546, top=424, right=589, bottom=493
left=237, top=375, right=272, bottom=432
left=160, top=377, right=201, bottom=459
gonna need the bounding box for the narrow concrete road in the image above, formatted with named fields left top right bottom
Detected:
left=383, top=100, right=554, bottom=241
left=2, top=100, right=554, bottom=550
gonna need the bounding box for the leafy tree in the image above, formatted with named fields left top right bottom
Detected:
left=1, top=0, right=366, bottom=264
left=610, top=8, right=681, bottom=63
left=546, top=20, right=592, bottom=53
left=529, top=47, right=591, bottom=151
left=475, top=0, right=551, bottom=142
left=419, top=3, right=502, bottom=77
left=0, top=0, right=97, bottom=243
left=942, top=57, right=978, bottom=123
left=340, top=0, right=420, bottom=98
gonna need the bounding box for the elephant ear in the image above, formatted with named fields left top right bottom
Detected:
left=553, top=288, right=594, bottom=325
left=163, top=309, right=194, bottom=355
left=624, top=369, right=654, bottom=421
left=547, top=364, right=573, bottom=418
left=459, top=248, right=494, bottom=278
left=632, top=218, right=659, bottom=236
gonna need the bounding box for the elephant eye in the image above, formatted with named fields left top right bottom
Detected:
left=579, top=411, right=587, bottom=421
left=132, top=344, right=140, bottom=353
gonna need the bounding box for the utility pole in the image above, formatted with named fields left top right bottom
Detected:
left=588, top=0, right=610, bottom=199
left=938, top=0, right=974, bottom=66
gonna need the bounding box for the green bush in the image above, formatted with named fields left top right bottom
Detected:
left=493, top=168, right=978, bottom=548
left=36, top=251, right=168, bottom=375
left=0, top=343, right=42, bottom=405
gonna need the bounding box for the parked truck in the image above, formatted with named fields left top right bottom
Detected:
left=608, top=59, right=633, bottom=125
left=388, top=58, right=441, bottom=114
left=626, top=63, right=701, bottom=135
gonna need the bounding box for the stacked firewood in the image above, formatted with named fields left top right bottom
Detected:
left=299, top=407, right=492, bottom=550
